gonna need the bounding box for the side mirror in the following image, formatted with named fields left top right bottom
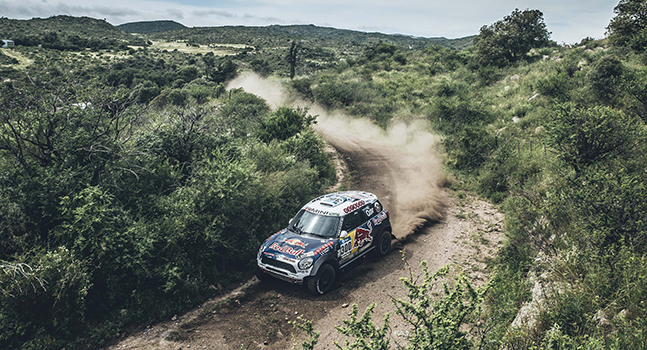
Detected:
left=288, top=218, right=294, bottom=225
left=340, top=230, right=348, bottom=238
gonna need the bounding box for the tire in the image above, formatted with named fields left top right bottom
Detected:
left=255, top=266, right=273, bottom=283
left=307, top=264, right=336, bottom=295
left=377, top=230, right=392, bottom=258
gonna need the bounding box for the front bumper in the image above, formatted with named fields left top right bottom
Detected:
left=257, top=256, right=311, bottom=284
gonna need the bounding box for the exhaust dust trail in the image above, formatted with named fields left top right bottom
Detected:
left=227, top=73, right=446, bottom=239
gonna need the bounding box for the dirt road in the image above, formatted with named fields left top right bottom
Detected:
left=106, top=110, right=503, bottom=350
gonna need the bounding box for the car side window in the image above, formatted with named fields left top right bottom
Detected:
left=360, top=204, right=375, bottom=223
left=342, top=211, right=361, bottom=232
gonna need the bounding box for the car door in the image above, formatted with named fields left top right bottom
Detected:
left=338, top=211, right=361, bottom=264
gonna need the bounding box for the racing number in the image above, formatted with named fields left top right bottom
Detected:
left=339, top=238, right=352, bottom=257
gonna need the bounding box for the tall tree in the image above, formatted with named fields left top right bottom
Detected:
left=607, top=0, right=647, bottom=51
left=287, top=40, right=300, bottom=79
left=473, top=8, right=551, bottom=67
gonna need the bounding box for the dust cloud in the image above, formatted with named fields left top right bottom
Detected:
left=227, top=73, right=446, bottom=239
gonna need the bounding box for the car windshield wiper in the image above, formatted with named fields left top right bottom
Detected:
left=305, top=231, right=326, bottom=238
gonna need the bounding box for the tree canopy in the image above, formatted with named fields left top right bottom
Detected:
left=473, top=8, right=551, bottom=67
left=607, top=0, right=647, bottom=51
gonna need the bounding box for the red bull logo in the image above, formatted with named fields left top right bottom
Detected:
left=269, top=242, right=305, bottom=256
left=284, top=239, right=307, bottom=248
left=354, top=228, right=373, bottom=248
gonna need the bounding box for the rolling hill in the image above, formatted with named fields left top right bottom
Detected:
left=118, top=20, right=187, bottom=33
left=146, top=24, right=474, bottom=52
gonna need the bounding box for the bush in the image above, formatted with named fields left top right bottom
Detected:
left=256, top=106, right=315, bottom=142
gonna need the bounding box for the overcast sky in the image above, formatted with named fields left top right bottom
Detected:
left=1, top=0, right=619, bottom=44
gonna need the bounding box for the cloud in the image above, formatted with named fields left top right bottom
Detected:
left=192, top=9, right=236, bottom=18
left=242, top=13, right=284, bottom=23
left=1, top=1, right=139, bottom=18
left=166, top=8, right=184, bottom=19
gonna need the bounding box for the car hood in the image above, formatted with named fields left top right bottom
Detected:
left=263, top=229, right=335, bottom=258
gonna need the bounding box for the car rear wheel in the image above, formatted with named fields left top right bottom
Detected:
left=377, top=230, right=392, bottom=257
left=307, top=264, right=336, bottom=295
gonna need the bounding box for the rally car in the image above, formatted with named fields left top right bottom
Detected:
left=256, top=191, right=393, bottom=295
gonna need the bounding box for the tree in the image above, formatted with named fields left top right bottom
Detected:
left=287, top=40, right=300, bottom=79
left=473, top=8, right=551, bottom=67
left=208, top=59, right=237, bottom=84
left=607, top=0, right=647, bottom=51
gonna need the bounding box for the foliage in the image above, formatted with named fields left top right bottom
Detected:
left=545, top=103, right=641, bottom=173
left=607, top=0, right=647, bottom=51
left=0, top=51, right=18, bottom=65
left=287, top=41, right=300, bottom=79
left=295, top=262, right=483, bottom=350
left=0, top=16, right=146, bottom=50
left=473, top=9, right=551, bottom=67
left=334, top=304, right=390, bottom=350
left=392, top=263, right=481, bottom=350
left=257, top=106, right=316, bottom=142
left=146, top=24, right=473, bottom=54
left=0, top=63, right=333, bottom=348
left=291, top=316, right=320, bottom=350
left=117, top=20, right=187, bottom=34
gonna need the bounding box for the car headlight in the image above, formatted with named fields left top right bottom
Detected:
left=298, top=257, right=314, bottom=270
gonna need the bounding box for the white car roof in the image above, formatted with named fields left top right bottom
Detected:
left=302, top=191, right=378, bottom=217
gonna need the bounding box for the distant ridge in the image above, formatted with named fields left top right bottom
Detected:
left=147, top=24, right=475, bottom=51
left=118, top=20, right=187, bottom=34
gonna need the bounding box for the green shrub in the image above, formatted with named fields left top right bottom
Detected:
left=256, top=106, right=315, bottom=142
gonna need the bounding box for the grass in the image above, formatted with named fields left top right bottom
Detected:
left=0, top=49, right=33, bottom=69
left=148, top=40, right=252, bottom=55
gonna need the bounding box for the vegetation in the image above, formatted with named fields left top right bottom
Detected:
left=473, top=8, right=553, bottom=67
left=0, top=18, right=336, bottom=349
left=282, top=5, right=647, bottom=349
left=0, top=16, right=148, bottom=50
left=3, top=3, right=647, bottom=348
left=146, top=24, right=474, bottom=53
left=117, top=20, right=187, bottom=33
left=607, top=0, right=647, bottom=51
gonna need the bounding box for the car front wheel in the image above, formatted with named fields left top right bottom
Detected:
left=377, top=230, right=392, bottom=257
left=307, top=264, right=336, bottom=295
left=255, top=266, right=273, bottom=283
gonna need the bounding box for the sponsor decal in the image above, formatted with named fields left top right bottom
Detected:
left=269, top=242, right=305, bottom=256
left=279, top=256, right=296, bottom=263
left=312, top=241, right=334, bottom=256
left=373, top=211, right=388, bottom=226
left=305, top=207, right=338, bottom=216
left=284, top=238, right=307, bottom=248
left=263, top=252, right=275, bottom=258
left=338, top=236, right=353, bottom=258
left=354, top=227, right=373, bottom=248
left=363, top=206, right=375, bottom=217
left=343, top=200, right=365, bottom=214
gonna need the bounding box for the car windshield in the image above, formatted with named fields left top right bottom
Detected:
left=290, top=210, right=340, bottom=238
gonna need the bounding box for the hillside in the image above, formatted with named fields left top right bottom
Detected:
left=0, top=15, right=147, bottom=49
left=118, top=20, right=187, bottom=33
left=146, top=24, right=474, bottom=52
left=0, top=15, right=141, bottom=43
